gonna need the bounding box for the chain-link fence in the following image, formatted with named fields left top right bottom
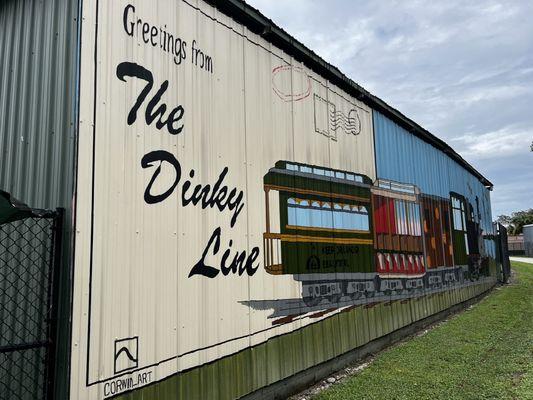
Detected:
left=0, top=211, right=63, bottom=400
left=495, top=223, right=511, bottom=284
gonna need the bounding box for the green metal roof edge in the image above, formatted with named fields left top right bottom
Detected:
left=203, top=0, right=493, bottom=189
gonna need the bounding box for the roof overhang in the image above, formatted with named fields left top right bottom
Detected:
left=203, top=0, right=493, bottom=190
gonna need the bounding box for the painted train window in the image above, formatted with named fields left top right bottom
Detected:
left=287, top=198, right=369, bottom=231
left=376, top=179, right=417, bottom=194
left=451, top=194, right=469, bottom=255
left=375, top=197, right=421, bottom=236
left=451, top=196, right=467, bottom=231
left=394, top=199, right=422, bottom=236
left=285, top=163, right=364, bottom=183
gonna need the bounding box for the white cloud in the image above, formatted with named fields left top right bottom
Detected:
left=452, top=127, right=532, bottom=159
left=458, top=85, right=532, bottom=106
left=245, top=0, right=533, bottom=215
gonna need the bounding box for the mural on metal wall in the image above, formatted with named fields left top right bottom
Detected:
left=239, top=63, right=495, bottom=323
left=243, top=161, right=493, bottom=323
left=271, top=63, right=363, bottom=140
left=70, top=0, right=497, bottom=398
left=313, top=94, right=362, bottom=138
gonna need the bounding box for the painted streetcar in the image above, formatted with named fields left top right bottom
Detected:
left=263, top=161, right=488, bottom=306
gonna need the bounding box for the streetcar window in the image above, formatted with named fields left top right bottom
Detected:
left=453, top=209, right=463, bottom=230
left=287, top=198, right=297, bottom=226
left=310, top=204, right=322, bottom=227
left=295, top=200, right=310, bottom=227
left=411, top=203, right=422, bottom=236
left=286, top=163, right=298, bottom=171
left=451, top=197, right=460, bottom=209
left=451, top=195, right=466, bottom=232
left=357, top=206, right=369, bottom=230
left=321, top=204, right=333, bottom=228
left=340, top=206, right=350, bottom=230
left=284, top=163, right=365, bottom=185
left=287, top=198, right=369, bottom=231
left=333, top=206, right=343, bottom=229
left=395, top=200, right=407, bottom=235
left=402, top=202, right=409, bottom=235
left=409, top=203, right=416, bottom=236
left=392, top=200, right=422, bottom=236
left=456, top=209, right=463, bottom=229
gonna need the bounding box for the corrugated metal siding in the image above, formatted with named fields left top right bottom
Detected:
left=0, top=0, right=77, bottom=210
left=0, top=1, right=500, bottom=399
left=373, top=110, right=495, bottom=257
left=71, top=1, right=378, bottom=398
left=117, top=281, right=495, bottom=400
left=0, top=0, right=79, bottom=399
left=68, top=1, right=498, bottom=399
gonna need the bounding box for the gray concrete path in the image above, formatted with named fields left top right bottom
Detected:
left=510, top=256, right=533, bottom=264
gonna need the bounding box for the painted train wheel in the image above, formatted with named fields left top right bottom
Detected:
left=458, top=269, right=465, bottom=284
left=350, top=292, right=362, bottom=301
left=327, top=294, right=342, bottom=304
left=373, top=275, right=382, bottom=292
left=303, top=296, right=321, bottom=307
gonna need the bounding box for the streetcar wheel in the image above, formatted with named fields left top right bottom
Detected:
left=303, top=296, right=321, bottom=307
left=373, top=275, right=382, bottom=292
left=350, top=292, right=362, bottom=301
left=327, top=294, right=342, bottom=304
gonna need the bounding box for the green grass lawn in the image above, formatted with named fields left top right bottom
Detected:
left=313, top=262, right=533, bottom=400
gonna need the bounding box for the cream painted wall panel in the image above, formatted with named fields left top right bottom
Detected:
left=72, top=0, right=377, bottom=398
left=242, top=31, right=298, bottom=349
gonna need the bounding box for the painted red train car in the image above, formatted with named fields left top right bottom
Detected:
left=372, top=180, right=425, bottom=293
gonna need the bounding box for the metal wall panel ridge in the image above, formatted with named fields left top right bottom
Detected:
left=0, top=0, right=79, bottom=399
left=0, top=0, right=78, bottom=211
left=68, top=1, right=499, bottom=399
left=0, top=0, right=498, bottom=399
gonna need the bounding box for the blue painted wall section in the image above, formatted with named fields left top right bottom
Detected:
left=373, top=110, right=495, bottom=257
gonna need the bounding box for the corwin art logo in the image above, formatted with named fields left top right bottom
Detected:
left=114, top=337, right=139, bottom=374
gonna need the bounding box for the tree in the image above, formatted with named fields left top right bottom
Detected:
left=496, top=214, right=511, bottom=227
left=498, top=209, right=533, bottom=235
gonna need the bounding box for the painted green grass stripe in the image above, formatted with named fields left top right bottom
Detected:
left=116, top=278, right=495, bottom=400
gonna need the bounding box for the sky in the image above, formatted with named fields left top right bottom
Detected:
left=246, top=0, right=533, bottom=218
